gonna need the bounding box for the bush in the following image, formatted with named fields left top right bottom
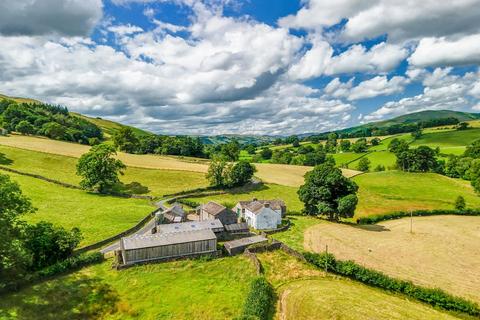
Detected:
left=455, top=196, right=466, bottom=210
left=356, top=209, right=480, bottom=225
left=239, top=277, right=274, bottom=320
left=304, top=252, right=480, bottom=316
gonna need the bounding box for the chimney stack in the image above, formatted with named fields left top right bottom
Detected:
left=264, top=202, right=270, bottom=208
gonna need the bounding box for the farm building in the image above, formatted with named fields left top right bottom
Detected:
left=119, top=229, right=217, bottom=265
left=224, top=222, right=249, bottom=234
left=224, top=235, right=268, bottom=255
left=161, top=203, right=186, bottom=223
left=197, top=201, right=237, bottom=225
left=233, top=199, right=285, bottom=230
left=156, top=219, right=224, bottom=234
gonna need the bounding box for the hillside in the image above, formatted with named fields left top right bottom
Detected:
left=200, top=134, right=278, bottom=145
left=71, top=112, right=151, bottom=138
left=0, top=93, right=41, bottom=104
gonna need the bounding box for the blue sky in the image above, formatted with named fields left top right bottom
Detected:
left=0, top=0, right=479, bottom=135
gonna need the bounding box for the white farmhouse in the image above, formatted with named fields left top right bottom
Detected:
left=233, top=199, right=286, bottom=230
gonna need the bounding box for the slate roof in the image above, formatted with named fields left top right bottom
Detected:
left=122, top=229, right=216, bottom=250
left=157, top=219, right=224, bottom=234
left=201, top=201, right=227, bottom=216
left=237, top=199, right=286, bottom=212
left=224, top=222, right=249, bottom=232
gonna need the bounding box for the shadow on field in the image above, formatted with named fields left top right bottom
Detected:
left=114, top=181, right=150, bottom=195
left=0, top=275, right=123, bottom=320
left=226, top=182, right=270, bottom=195
left=351, top=224, right=390, bottom=232
left=0, top=152, right=13, bottom=165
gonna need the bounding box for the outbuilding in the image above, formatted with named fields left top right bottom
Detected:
left=197, top=201, right=237, bottom=225
left=224, top=235, right=268, bottom=255
left=156, top=219, right=224, bottom=234
left=120, top=229, right=217, bottom=265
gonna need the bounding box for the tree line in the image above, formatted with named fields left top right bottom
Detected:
left=0, top=99, right=102, bottom=144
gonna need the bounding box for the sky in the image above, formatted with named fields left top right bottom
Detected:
left=0, top=0, right=480, bottom=136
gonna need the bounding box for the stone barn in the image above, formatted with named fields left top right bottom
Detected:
left=197, top=201, right=237, bottom=225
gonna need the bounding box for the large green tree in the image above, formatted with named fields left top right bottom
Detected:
left=225, top=161, right=256, bottom=187
left=0, top=174, right=35, bottom=287
left=76, top=144, right=126, bottom=193
left=220, top=140, right=240, bottom=161
left=112, top=127, right=139, bottom=153
left=464, top=139, right=480, bottom=159
left=298, top=163, right=358, bottom=220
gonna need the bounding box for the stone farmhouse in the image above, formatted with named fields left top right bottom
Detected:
left=197, top=201, right=237, bottom=225
left=233, top=198, right=286, bottom=230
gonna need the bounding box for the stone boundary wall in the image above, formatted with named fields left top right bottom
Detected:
left=74, top=209, right=158, bottom=254
left=0, top=165, right=154, bottom=200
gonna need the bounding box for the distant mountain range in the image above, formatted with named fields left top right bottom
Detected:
left=2, top=93, right=479, bottom=144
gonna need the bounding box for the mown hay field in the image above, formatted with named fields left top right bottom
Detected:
left=0, top=144, right=209, bottom=197
left=0, top=256, right=256, bottom=320
left=257, top=251, right=463, bottom=320
left=304, top=215, right=480, bottom=303
left=0, top=135, right=361, bottom=187
left=7, top=172, right=153, bottom=246
left=352, top=171, right=480, bottom=217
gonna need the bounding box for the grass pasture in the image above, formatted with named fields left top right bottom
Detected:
left=353, top=171, right=480, bottom=217
left=411, top=128, right=480, bottom=150
left=257, top=251, right=463, bottom=320
left=0, top=256, right=256, bottom=320
left=349, top=150, right=397, bottom=170
left=7, top=172, right=153, bottom=246
left=331, top=152, right=366, bottom=167
left=304, top=215, right=480, bottom=303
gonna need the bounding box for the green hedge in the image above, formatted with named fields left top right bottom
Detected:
left=304, top=252, right=480, bottom=316
left=1, top=252, right=104, bottom=294
left=175, top=198, right=200, bottom=208
left=357, top=209, right=480, bottom=224
left=236, top=276, right=274, bottom=320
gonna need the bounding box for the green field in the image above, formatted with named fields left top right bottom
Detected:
left=331, top=152, right=366, bottom=166
left=349, top=150, right=397, bottom=170
left=411, top=128, right=480, bottom=150
left=185, top=183, right=304, bottom=213
left=7, top=172, right=153, bottom=246
left=0, top=256, right=256, bottom=320
left=353, top=171, right=480, bottom=217
left=271, top=215, right=322, bottom=251
left=0, top=145, right=209, bottom=197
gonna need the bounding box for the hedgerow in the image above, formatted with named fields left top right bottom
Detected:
left=357, top=209, right=480, bottom=224
left=304, top=252, right=480, bottom=316
left=237, top=276, right=274, bottom=320
left=1, top=252, right=104, bottom=294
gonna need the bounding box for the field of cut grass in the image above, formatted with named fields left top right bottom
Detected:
left=7, top=172, right=153, bottom=246
left=305, top=215, right=480, bottom=303
left=277, top=278, right=464, bottom=320
left=353, top=171, right=480, bottom=217
left=0, top=145, right=209, bottom=197
left=256, top=251, right=463, bottom=320
left=0, top=134, right=210, bottom=172
left=411, top=128, right=480, bottom=149
left=0, top=256, right=256, bottom=320
left=0, top=135, right=362, bottom=188
left=185, top=183, right=304, bottom=213
left=255, top=163, right=361, bottom=187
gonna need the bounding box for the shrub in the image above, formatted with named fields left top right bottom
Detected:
left=374, top=164, right=385, bottom=172
left=455, top=196, right=466, bottom=210
left=304, top=252, right=480, bottom=316
left=240, top=277, right=274, bottom=320
left=356, top=209, right=480, bottom=225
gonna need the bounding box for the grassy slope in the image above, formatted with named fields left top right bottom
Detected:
left=349, top=150, right=397, bottom=170
left=271, top=215, right=322, bottom=251
left=0, top=256, right=256, bottom=320
left=257, top=251, right=463, bottom=320
left=0, top=144, right=209, bottom=197
left=353, top=171, right=480, bottom=217
left=305, top=216, right=480, bottom=303
left=72, top=113, right=151, bottom=138
left=411, top=128, right=480, bottom=155
left=0, top=93, right=41, bottom=104
left=8, top=172, right=153, bottom=246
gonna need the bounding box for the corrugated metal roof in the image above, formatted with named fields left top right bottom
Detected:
left=224, top=235, right=268, bottom=249
left=157, top=219, right=224, bottom=234
left=225, top=222, right=249, bottom=232
left=122, top=229, right=216, bottom=250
